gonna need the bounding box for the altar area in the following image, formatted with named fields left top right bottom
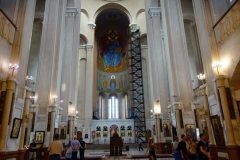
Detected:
left=90, top=119, right=135, bottom=144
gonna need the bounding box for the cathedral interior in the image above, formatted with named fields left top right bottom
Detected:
left=0, top=0, right=240, bottom=159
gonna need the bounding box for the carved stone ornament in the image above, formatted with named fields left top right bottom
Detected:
left=66, top=7, right=78, bottom=17
left=148, top=7, right=161, bottom=18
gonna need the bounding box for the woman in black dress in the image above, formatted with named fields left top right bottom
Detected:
left=145, top=137, right=156, bottom=160
left=196, top=134, right=211, bottom=160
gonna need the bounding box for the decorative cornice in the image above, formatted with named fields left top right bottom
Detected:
left=88, top=23, right=96, bottom=30
left=85, top=44, right=93, bottom=51
left=66, top=7, right=78, bottom=17
left=148, top=7, right=161, bottom=18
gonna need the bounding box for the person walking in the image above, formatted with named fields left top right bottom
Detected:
left=138, top=137, right=143, bottom=151
left=177, top=134, right=188, bottom=160
left=79, top=138, right=86, bottom=160
left=29, top=139, right=37, bottom=160
left=145, top=137, right=156, bottom=160
left=196, top=134, right=211, bottom=160
left=48, top=134, right=63, bottom=160
left=71, top=136, right=81, bottom=160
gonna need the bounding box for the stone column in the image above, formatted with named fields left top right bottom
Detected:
left=215, top=76, right=237, bottom=146
left=0, top=78, right=17, bottom=151
left=84, top=44, right=93, bottom=128
left=194, top=103, right=203, bottom=133
left=173, top=102, right=182, bottom=141
left=49, top=104, right=57, bottom=143
left=68, top=115, right=75, bottom=141
left=200, top=84, right=214, bottom=145
left=25, top=104, right=38, bottom=146
left=154, top=114, right=159, bottom=142
left=59, top=107, right=63, bottom=124
left=19, top=87, right=32, bottom=150
left=10, top=0, right=37, bottom=97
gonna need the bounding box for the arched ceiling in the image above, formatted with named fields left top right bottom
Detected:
left=95, top=10, right=129, bottom=41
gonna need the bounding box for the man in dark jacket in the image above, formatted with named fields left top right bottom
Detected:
left=177, top=134, right=188, bottom=160
left=79, top=138, right=86, bottom=160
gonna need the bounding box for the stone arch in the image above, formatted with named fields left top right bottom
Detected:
left=229, top=60, right=240, bottom=89
left=81, top=9, right=89, bottom=20
left=136, top=9, right=145, bottom=20
left=80, top=34, right=88, bottom=45
left=93, top=3, right=132, bottom=23
left=183, top=14, right=195, bottom=22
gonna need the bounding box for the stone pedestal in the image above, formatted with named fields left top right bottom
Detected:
left=49, top=104, right=57, bottom=143
left=68, top=115, right=75, bottom=141
left=214, top=75, right=237, bottom=146
left=25, top=104, right=38, bottom=146
left=19, top=87, right=32, bottom=149
left=0, top=78, right=17, bottom=151
left=173, top=102, right=182, bottom=140
left=200, top=84, right=215, bottom=145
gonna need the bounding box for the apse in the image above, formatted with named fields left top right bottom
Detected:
left=95, top=10, right=130, bottom=120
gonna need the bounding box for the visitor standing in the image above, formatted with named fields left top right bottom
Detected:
left=71, top=137, right=81, bottom=160
left=196, top=134, right=211, bottom=160
left=145, top=137, right=156, bottom=160
left=172, top=137, right=181, bottom=160
left=29, top=139, right=37, bottom=160
left=65, top=144, right=72, bottom=160
left=48, top=134, right=63, bottom=160
left=138, top=137, right=143, bottom=151
left=79, top=138, right=86, bottom=160
left=177, top=134, right=188, bottom=160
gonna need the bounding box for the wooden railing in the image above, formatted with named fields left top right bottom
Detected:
left=0, top=9, right=17, bottom=45
left=213, top=0, right=240, bottom=44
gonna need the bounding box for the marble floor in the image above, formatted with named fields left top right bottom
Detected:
left=80, top=144, right=174, bottom=160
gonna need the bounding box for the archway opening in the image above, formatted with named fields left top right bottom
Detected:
left=95, top=9, right=130, bottom=120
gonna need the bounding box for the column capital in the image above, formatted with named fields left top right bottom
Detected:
left=66, top=7, right=78, bottom=17
left=129, top=23, right=138, bottom=32
left=85, top=44, right=93, bottom=51
left=48, top=104, right=57, bottom=112
left=173, top=102, right=183, bottom=110
left=148, top=7, right=161, bottom=18
left=191, top=102, right=200, bottom=108
left=213, top=75, right=228, bottom=88
left=59, top=107, right=63, bottom=115
left=68, top=115, right=76, bottom=120
left=29, top=104, right=38, bottom=112
left=6, top=78, right=18, bottom=90
left=88, top=23, right=96, bottom=30
left=199, top=109, right=206, bottom=116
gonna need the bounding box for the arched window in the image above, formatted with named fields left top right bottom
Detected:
left=98, top=92, right=106, bottom=119
left=121, top=92, right=129, bottom=119
left=108, top=94, right=119, bottom=119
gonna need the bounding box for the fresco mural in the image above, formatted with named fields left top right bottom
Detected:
left=97, top=29, right=128, bottom=72
left=97, top=71, right=129, bottom=93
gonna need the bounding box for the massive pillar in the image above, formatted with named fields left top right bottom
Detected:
left=192, top=0, right=219, bottom=93
left=200, top=84, right=214, bottom=145
left=60, top=6, right=79, bottom=118
left=25, top=104, right=38, bottom=146
left=68, top=115, right=75, bottom=141
left=49, top=105, right=57, bottom=143
left=174, top=102, right=183, bottom=141
left=19, top=88, right=31, bottom=149
left=160, top=0, right=193, bottom=110
left=0, top=78, right=17, bottom=151
left=214, top=76, right=237, bottom=146
left=145, top=2, right=169, bottom=115
left=84, top=45, right=94, bottom=128
left=194, top=103, right=203, bottom=133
